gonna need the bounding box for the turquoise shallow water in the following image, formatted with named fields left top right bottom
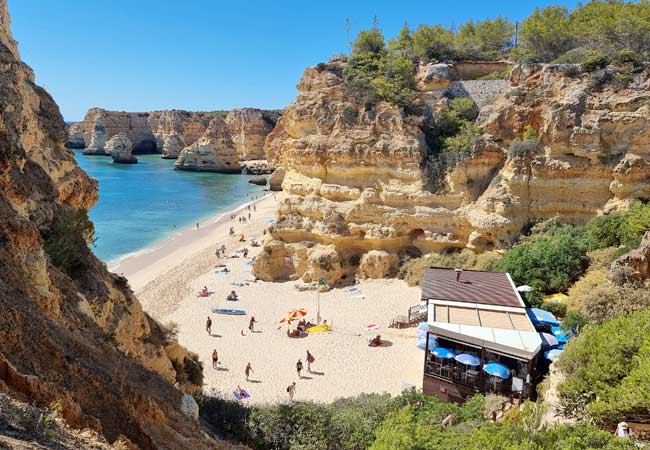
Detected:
left=74, top=151, right=267, bottom=263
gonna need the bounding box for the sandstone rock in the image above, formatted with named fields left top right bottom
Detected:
left=241, top=159, right=275, bottom=174
left=65, top=122, right=86, bottom=149
left=249, top=176, right=267, bottom=186
left=0, top=3, right=227, bottom=447
left=180, top=394, right=199, bottom=421
left=106, top=133, right=137, bottom=164
left=174, top=117, right=241, bottom=173
left=269, top=167, right=285, bottom=191
left=256, top=61, right=650, bottom=286
left=608, top=231, right=650, bottom=284
left=78, top=107, right=278, bottom=161
left=358, top=250, right=399, bottom=279
left=226, top=108, right=280, bottom=160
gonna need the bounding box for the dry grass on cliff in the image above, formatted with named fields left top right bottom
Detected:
left=398, top=251, right=502, bottom=286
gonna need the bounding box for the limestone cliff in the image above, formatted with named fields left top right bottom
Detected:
left=0, top=2, right=230, bottom=448
left=79, top=107, right=279, bottom=161
left=65, top=121, right=86, bottom=149
left=106, top=132, right=137, bottom=164
left=226, top=108, right=280, bottom=160
left=255, top=60, right=650, bottom=286
left=174, top=117, right=241, bottom=173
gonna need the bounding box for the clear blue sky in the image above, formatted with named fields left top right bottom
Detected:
left=10, top=0, right=579, bottom=121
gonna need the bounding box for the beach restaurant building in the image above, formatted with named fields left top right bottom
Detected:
left=420, top=268, right=544, bottom=403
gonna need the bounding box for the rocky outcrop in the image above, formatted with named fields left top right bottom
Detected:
left=358, top=250, right=399, bottom=279
left=106, top=133, right=137, bottom=164
left=255, top=60, right=650, bottom=285
left=174, top=117, right=241, bottom=173
left=241, top=159, right=275, bottom=174
left=0, top=2, right=230, bottom=448
left=269, top=167, right=286, bottom=191
left=608, top=231, right=650, bottom=284
left=226, top=108, right=280, bottom=160
left=248, top=176, right=268, bottom=186
left=65, top=122, right=86, bottom=149
left=79, top=108, right=280, bottom=161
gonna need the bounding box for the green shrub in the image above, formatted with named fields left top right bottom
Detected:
left=581, top=54, right=610, bottom=72
left=498, top=226, right=590, bottom=305
left=561, top=310, right=590, bottom=335
left=43, top=208, right=95, bottom=276
left=508, top=138, right=539, bottom=159
left=557, top=309, right=650, bottom=425
left=583, top=283, right=650, bottom=323
left=612, top=73, right=633, bottom=89
left=540, top=301, right=567, bottom=317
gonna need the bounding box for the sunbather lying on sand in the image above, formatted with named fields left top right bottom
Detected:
left=227, top=290, right=239, bottom=301
left=369, top=335, right=382, bottom=347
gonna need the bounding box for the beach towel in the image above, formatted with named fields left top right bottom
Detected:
left=347, top=287, right=361, bottom=293
left=233, top=389, right=250, bottom=400
left=226, top=297, right=239, bottom=302
left=215, top=271, right=230, bottom=276
left=196, top=293, right=210, bottom=298
left=347, top=294, right=365, bottom=300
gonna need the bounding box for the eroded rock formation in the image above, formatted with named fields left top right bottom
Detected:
left=106, top=132, right=137, bottom=164
left=79, top=108, right=280, bottom=162
left=254, top=60, right=650, bottom=286
left=174, top=117, right=241, bottom=173
left=65, top=121, right=86, bottom=149
left=0, top=2, right=230, bottom=448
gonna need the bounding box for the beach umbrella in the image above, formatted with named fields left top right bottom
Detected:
left=367, top=324, right=380, bottom=332
left=416, top=334, right=437, bottom=351
left=287, top=308, right=307, bottom=320
left=527, top=308, right=560, bottom=327
left=432, top=347, right=456, bottom=359
left=482, top=362, right=511, bottom=379
left=551, top=326, right=569, bottom=344
left=516, top=285, right=533, bottom=293
left=454, top=353, right=481, bottom=366
left=539, top=332, right=559, bottom=348
left=279, top=316, right=294, bottom=324
left=544, top=348, right=564, bottom=362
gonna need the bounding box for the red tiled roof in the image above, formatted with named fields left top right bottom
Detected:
left=421, top=267, right=524, bottom=308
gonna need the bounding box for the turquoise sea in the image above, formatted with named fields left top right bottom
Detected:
left=74, top=151, right=267, bottom=263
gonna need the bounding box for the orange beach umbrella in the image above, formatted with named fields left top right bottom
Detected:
left=287, top=308, right=307, bottom=320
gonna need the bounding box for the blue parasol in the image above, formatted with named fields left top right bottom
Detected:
left=482, top=362, right=511, bottom=379
left=544, top=348, right=564, bottom=361
left=551, top=326, right=569, bottom=344
left=454, top=353, right=481, bottom=366
left=527, top=308, right=560, bottom=327
left=432, top=347, right=456, bottom=359
left=539, top=332, right=559, bottom=348
left=416, top=334, right=437, bottom=351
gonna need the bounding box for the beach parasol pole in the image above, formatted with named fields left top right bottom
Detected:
left=317, top=278, right=325, bottom=324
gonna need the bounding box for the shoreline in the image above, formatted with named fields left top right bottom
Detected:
left=110, top=192, right=276, bottom=292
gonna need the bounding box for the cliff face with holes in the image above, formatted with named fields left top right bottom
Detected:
left=78, top=107, right=280, bottom=163
left=0, top=2, right=232, bottom=448
left=254, top=60, right=650, bottom=285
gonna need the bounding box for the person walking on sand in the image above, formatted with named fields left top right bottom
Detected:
left=196, top=222, right=199, bottom=229
left=206, top=316, right=212, bottom=335
left=306, top=350, right=315, bottom=373
left=296, top=359, right=303, bottom=378
left=245, top=362, right=253, bottom=381
left=287, top=382, right=296, bottom=401
left=212, top=349, right=218, bottom=369
left=249, top=316, right=257, bottom=333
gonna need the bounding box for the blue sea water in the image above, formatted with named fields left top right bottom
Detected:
left=73, top=151, right=267, bottom=263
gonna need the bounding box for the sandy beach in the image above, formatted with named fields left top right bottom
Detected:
left=114, top=193, right=424, bottom=404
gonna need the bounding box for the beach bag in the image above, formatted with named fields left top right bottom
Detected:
left=308, top=355, right=315, bottom=363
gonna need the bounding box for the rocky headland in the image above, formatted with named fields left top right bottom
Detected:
left=254, top=59, right=650, bottom=286
left=69, top=107, right=281, bottom=172
left=0, top=1, right=234, bottom=448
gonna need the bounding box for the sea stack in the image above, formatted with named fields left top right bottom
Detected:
left=106, top=133, right=137, bottom=164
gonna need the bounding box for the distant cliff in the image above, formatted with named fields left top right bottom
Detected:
left=0, top=1, right=232, bottom=448
left=70, top=107, right=281, bottom=167
left=254, top=59, right=650, bottom=286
